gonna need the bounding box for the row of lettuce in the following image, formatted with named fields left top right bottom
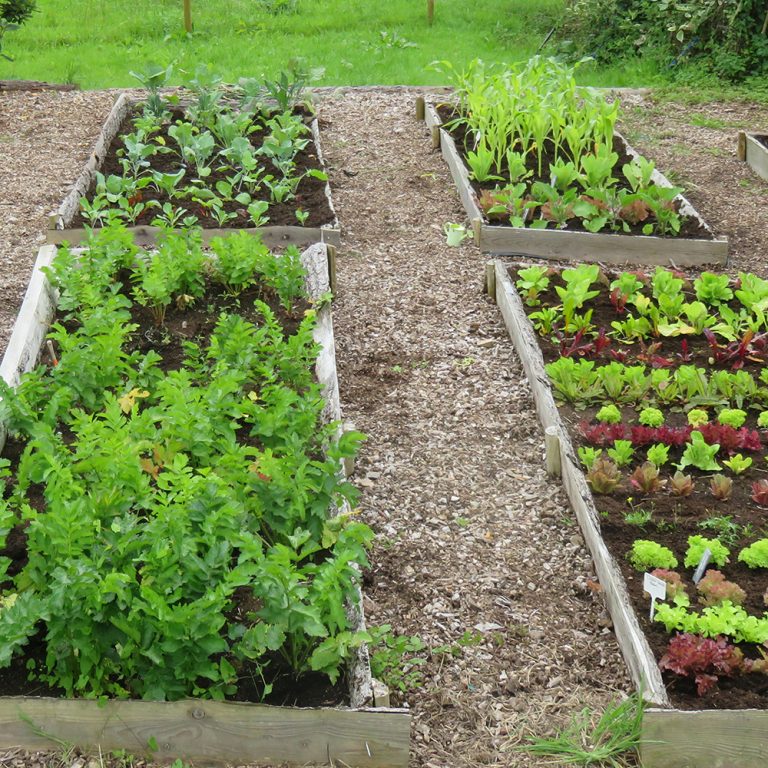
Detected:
left=0, top=223, right=370, bottom=701
left=515, top=262, right=768, bottom=697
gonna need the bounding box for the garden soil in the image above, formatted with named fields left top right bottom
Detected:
left=0, top=85, right=768, bottom=767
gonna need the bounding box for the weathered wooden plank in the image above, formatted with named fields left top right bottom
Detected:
left=47, top=224, right=341, bottom=248
left=479, top=224, right=728, bottom=266
left=745, top=133, right=768, bottom=183
left=642, top=708, right=768, bottom=768
left=425, top=101, right=728, bottom=264
left=493, top=261, right=668, bottom=705
left=0, top=698, right=410, bottom=767
left=737, top=130, right=747, bottom=162
left=309, top=116, right=341, bottom=236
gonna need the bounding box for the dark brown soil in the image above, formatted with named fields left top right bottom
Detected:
left=507, top=264, right=768, bottom=710
left=73, top=106, right=334, bottom=229
left=0, top=275, right=348, bottom=707
left=754, top=134, right=768, bottom=150
left=436, top=104, right=711, bottom=240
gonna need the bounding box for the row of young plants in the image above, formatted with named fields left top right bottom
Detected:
left=520, top=262, right=768, bottom=357
left=81, top=64, right=327, bottom=230
left=515, top=262, right=768, bottom=699
left=436, top=57, right=687, bottom=236
left=0, top=223, right=371, bottom=701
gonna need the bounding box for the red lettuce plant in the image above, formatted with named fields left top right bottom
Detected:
left=669, top=471, right=695, bottom=497
left=751, top=479, right=768, bottom=507
left=630, top=461, right=665, bottom=494
left=659, top=633, right=744, bottom=696
left=651, top=569, right=688, bottom=601
left=580, top=422, right=629, bottom=447
left=697, top=570, right=747, bottom=607
left=695, top=424, right=761, bottom=455
left=630, top=425, right=691, bottom=447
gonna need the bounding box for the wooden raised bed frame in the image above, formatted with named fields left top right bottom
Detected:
left=487, top=259, right=768, bottom=768
left=0, top=243, right=409, bottom=767
left=47, top=93, right=341, bottom=249
left=419, top=97, right=728, bottom=267
left=738, top=131, right=768, bottom=184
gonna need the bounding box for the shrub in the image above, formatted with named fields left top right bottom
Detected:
left=558, top=0, right=768, bottom=82
left=0, top=0, right=36, bottom=25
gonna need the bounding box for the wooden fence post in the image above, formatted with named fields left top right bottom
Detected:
left=183, top=0, right=192, bottom=33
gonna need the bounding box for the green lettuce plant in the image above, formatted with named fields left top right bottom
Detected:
left=684, top=535, right=730, bottom=568
left=738, top=540, right=768, bottom=569
left=678, top=431, right=721, bottom=472
left=628, top=540, right=678, bottom=571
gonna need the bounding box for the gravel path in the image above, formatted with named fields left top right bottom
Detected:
left=1, top=85, right=768, bottom=767
left=0, top=89, right=116, bottom=350
left=320, top=89, right=630, bottom=766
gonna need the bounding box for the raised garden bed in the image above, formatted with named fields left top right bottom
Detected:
left=487, top=259, right=768, bottom=767
left=47, top=91, right=340, bottom=249
left=416, top=63, right=728, bottom=266
left=738, top=131, right=768, bottom=184
left=0, top=233, right=408, bottom=766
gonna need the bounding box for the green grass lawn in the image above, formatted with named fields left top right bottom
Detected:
left=1, top=0, right=666, bottom=90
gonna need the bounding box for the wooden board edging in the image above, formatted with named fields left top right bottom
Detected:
left=424, top=102, right=728, bottom=266
left=0, top=243, right=408, bottom=766
left=48, top=96, right=340, bottom=249
left=743, top=132, right=768, bottom=183
left=0, top=698, right=410, bottom=766
left=492, top=261, right=668, bottom=706
left=641, top=708, right=768, bottom=767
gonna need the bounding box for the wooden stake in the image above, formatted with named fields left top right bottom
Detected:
left=326, top=244, right=338, bottom=296
left=415, top=96, right=425, bottom=122
left=183, top=0, right=192, bottom=33
left=737, top=131, right=747, bottom=162
left=484, top=260, right=496, bottom=301
left=545, top=426, right=561, bottom=478
left=427, top=0, right=435, bottom=25
left=430, top=124, right=440, bottom=149
left=471, top=217, right=482, bottom=245
left=372, top=679, right=391, bottom=708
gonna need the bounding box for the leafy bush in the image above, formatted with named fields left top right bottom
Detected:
left=558, top=0, right=768, bottom=81
left=0, top=0, right=35, bottom=24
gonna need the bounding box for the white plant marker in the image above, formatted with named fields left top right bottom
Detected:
left=692, top=547, right=712, bottom=585
left=643, top=572, right=667, bottom=620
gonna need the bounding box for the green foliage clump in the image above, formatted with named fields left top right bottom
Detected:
left=738, top=539, right=768, bottom=569
left=628, top=540, right=678, bottom=572
left=558, top=0, right=768, bottom=82
left=0, top=0, right=35, bottom=24
left=0, top=224, right=371, bottom=701
left=596, top=404, right=622, bottom=424
left=638, top=407, right=664, bottom=428
left=685, top=535, right=730, bottom=568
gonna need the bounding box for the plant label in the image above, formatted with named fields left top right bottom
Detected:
left=692, top=548, right=712, bottom=585
left=643, top=572, right=667, bottom=620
